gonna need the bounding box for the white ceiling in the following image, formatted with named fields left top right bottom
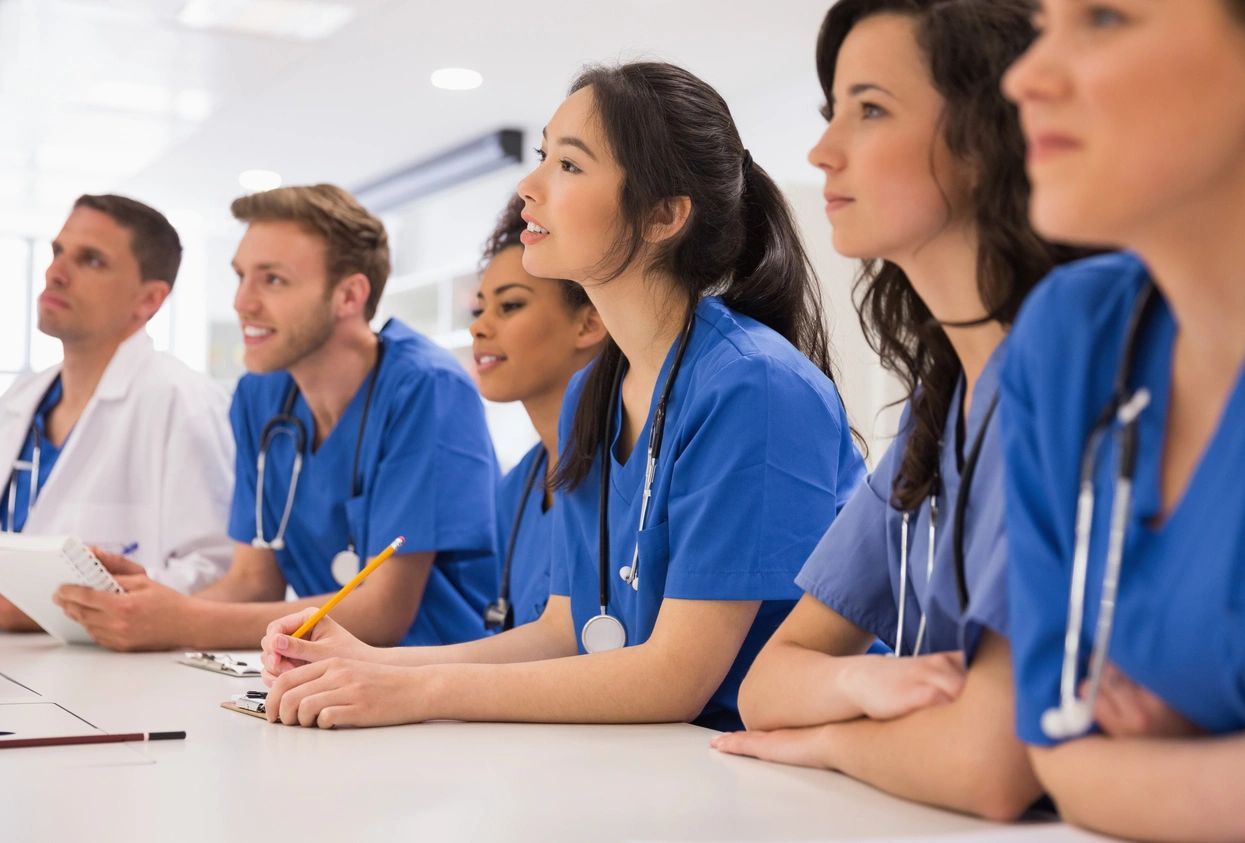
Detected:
left=1, top=0, right=833, bottom=237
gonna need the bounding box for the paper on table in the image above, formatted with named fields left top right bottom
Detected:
left=0, top=702, right=153, bottom=768
left=629, top=826, right=1114, bottom=843
left=0, top=672, right=40, bottom=703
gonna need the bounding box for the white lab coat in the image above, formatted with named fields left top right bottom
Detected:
left=0, top=330, right=235, bottom=593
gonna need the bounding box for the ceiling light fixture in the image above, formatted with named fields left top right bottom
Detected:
left=430, top=68, right=484, bottom=91
left=238, top=169, right=282, bottom=192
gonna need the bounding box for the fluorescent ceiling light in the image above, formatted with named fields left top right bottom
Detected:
left=354, top=129, right=523, bottom=213
left=178, top=0, right=354, bottom=41
left=430, top=68, right=483, bottom=91
left=239, top=169, right=282, bottom=191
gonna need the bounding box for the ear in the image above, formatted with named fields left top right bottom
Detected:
left=642, top=196, right=693, bottom=245
left=135, top=280, right=171, bottom=323
left=333, top=272, right=373, bottom=319
left=573, top=304, right=608, bottom=351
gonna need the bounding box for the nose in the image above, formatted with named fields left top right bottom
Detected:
left=516, top=162, right=543, bottom=207
left=470, top=303, right=491, bottom=339
left=234, top=274, right=260, bottom=317
left=1001, top=30, right=1066, bottom=107
left=807, top=122, right=846, bottom=174
left=44, top=252, right=70, bottom=289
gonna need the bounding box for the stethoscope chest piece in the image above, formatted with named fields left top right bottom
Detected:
left=330, top=546, right=362, bottom=587
left=581, top=612, right=626, bottom=654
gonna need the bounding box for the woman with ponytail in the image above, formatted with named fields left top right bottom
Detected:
left=713, top=0, right=1074, bottom=820
left=256, top=61, right=865, bottom=731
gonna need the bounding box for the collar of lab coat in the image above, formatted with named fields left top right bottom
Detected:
left=1, top=329, right=155, bottom=420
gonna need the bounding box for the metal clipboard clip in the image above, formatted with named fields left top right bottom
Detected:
left=178, top=651, right=262, bottom=677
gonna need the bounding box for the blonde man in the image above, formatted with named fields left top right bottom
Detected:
left=56, top=185, right=498, bottom=651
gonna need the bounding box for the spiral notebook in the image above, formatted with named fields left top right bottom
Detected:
left=0, top=534, right=124, bottom=644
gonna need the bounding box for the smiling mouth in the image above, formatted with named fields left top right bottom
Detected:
left=241, top=324, right=276, bottom=345
left=475, top=353, right=507, bottom=373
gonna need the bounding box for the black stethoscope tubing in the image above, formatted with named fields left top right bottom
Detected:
left=596, top=312, right=696, bottom=618
left=254, top=337, right=385, bottom=548
left=485, top=446, right=547, bottom=631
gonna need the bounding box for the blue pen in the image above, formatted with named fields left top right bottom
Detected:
left=120, top=542, right=139, bottom=556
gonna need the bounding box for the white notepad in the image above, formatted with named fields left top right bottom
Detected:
left=0, top=534, right=124, bottom=644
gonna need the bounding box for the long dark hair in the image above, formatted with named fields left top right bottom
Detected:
left=481, top=194, right=590, bottom=311
left=819, top=0, right=1069, bottom=511
left=551, top=61, right=846, bottom=491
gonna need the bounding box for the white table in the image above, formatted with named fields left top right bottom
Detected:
left=0, top=635, right=1098, bottom=842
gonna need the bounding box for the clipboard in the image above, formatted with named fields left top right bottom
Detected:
left=179, top=652, right=262, bottom=677
left=221, top=692, right=267, bottom=720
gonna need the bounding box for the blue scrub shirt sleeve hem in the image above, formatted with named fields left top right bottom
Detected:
left=662, top=569, right=804, bottom=602
left=796, top=570, right=895, bottom=648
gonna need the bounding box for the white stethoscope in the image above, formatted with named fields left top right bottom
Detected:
left=1041, top=282, right=1156, bottom=740
left=252, top=339, right=385, bottom=587
left=581, top=314, right=695, bottom=654
left=893, top=393, right=998, bottom=657
left=484, top=447, right=546, bottom=632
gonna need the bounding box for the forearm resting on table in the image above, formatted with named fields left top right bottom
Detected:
left=373, top=595, right=581, bottom=668
left=738, top=594, right=874, bottom=729
left=815, top=634, right=1040, bottom=821
left=187, top=551, right=433, bottom=649
left=421, top=598, right=759, bottom=724
left=1032, top=731, right=1245, bottom=842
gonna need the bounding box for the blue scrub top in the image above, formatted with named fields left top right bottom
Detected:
left=494, top=443, right=553, bottom=628
left=2, top=377, right=65, bottom=534
left=549, top=297, right=867, bottom=731
left=1001, top=252, right=1245, bottom=745
left=227, top=318, right=499, bottom=646
left=796, top=346, right=1009, bottom=660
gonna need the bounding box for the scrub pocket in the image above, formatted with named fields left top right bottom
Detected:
left=635, top=520, right=671, bottom=632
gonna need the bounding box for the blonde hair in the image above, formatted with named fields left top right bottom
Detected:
left=231, top=184, right=390, bottom=319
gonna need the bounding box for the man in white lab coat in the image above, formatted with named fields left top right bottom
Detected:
left=0, top=194, right=234, bottom=630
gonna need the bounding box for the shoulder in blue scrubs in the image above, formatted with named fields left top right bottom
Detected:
left=796, top=345, right=1009, bottom=661
left=549, top=296, right=866, bottom=731
left=227, top=318, right=499, bottom=646
left=1001, top=251, right=1245, bottom=744
left=494, top=442, right=553, bottom=628
left=2, top=376, right=65, bottom=534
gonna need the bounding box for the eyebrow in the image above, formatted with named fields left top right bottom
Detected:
left=835, top=82, right=897, bottom=101
left=232, top=260, right=294, bottom=273
left=541, top=126, right=599, bottom=162
left=478, top=282, right=536, bottom=299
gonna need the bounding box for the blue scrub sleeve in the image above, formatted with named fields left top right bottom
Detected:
left=795, top=442, right=901, bottom=646
left=1000, top=287, right=1078, bottom=746
left=959, top=508, right=1010, bottom=662
left=226, top=383, right=260, bottom=545
left=663, top=356, right=846, bottom=600
left=362, top=371, right=496, bottom=559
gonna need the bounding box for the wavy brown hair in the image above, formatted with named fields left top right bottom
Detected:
left=819, top=0, right=1074, bottom=511
left=480, top=193, right=590, bottom=312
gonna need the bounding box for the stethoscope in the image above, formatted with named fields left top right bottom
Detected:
left=3, top=379, right=59, bottom=534
left=4, top=425, right=43, bottom=534
left=1042, top=281, right=1156, bottom=740
left=483, top=447, right=547, bottom=632
left=893, top=390, right=999, bottom=657
left=581, top=313, right=695, bottom=654
left=252, top=338, right=386, bottom=587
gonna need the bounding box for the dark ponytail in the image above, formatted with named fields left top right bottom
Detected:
left=818, top=0, right=1079, bottom=512
left=552, top=61, right=850, bottom=491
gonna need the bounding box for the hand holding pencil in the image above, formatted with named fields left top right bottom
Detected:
left=259, top=536, right=405, bottom=684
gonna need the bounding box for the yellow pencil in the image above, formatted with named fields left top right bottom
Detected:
left=292, top=536, right=406, bottom=639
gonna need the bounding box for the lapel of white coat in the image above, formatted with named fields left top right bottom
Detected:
left=25, top=331, right=154, bottom=523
